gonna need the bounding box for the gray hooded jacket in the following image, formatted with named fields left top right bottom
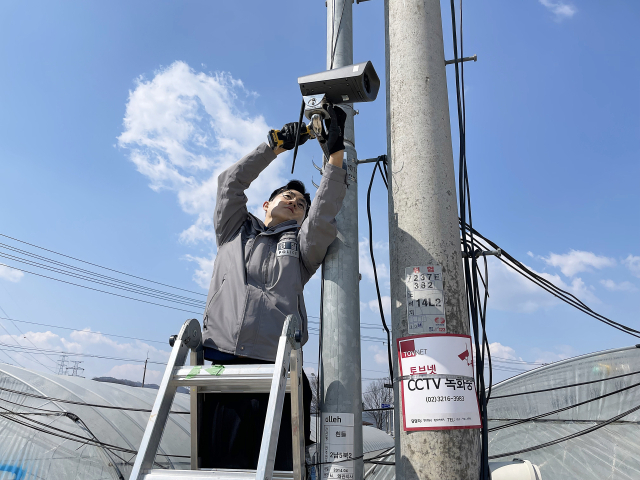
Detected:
left=202, top=142, right=347, bottom=361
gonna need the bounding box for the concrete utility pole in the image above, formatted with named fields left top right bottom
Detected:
left=321, top=0, right=363, bottom=479
left=384, top=0, right=480, bottom=479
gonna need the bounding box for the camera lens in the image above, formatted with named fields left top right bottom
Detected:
left=363, top=73, right=371, bottom=94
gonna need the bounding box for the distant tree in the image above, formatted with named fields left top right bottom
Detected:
left=309, top=372, right=320, bottom=414
left=362, top=378, right=393, bottom=430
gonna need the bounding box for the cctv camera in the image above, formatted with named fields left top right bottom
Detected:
left=298, top=61, right=380, bottom=105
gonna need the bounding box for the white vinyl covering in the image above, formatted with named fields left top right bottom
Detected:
left=488, top=345, right=640, bottom=479
left=0, top=364, right=396, bottom=480
left=0, top=363, right=190, bottom=480
left=365, top=345, right=640, bottom=480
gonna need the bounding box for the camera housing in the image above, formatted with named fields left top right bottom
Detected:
left=298, top=61, right=380, bottom=105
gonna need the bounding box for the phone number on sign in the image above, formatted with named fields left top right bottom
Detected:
left=426, top=396, right=465, bottom=402
left=411, top=416, right=473, bottom=424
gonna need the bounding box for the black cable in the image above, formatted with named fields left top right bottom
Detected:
left=0, top=253, right=205, bottom=308
left=491, top=368, right=640, bottom=399
left=0, top=320, right=56, bottom=373
left=0, top=316, right=167, bottom=345
left=1, top=313, right=61, bottom=369
left=489, top=378, right=640, bottom=432
left=460, top=226, right=640, bottom=338
left=367, top=160, right=393, bottom=380
left=0, top=263, right=202, bottom=315
left=0, top=384, right=189, bottom=414
left=0, top=232, right=205, bottom=296
left=0, top=342, right=169, bottom=366
left=0, top=408, right=189, bottom=457
left=291, top=98, right=306, bottom=174
left=0, top=243, right=205, bottom=305
left=488, top=402, right=640, bottom=460
left=449, top=1, right=490, bottom=477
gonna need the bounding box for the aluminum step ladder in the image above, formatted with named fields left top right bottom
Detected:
left=130, top=315, right=305, bottom=480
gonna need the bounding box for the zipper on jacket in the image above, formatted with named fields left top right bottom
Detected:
left=263, top=250, right=273, bottom=285
left=206, top=277, right=226, bottom=310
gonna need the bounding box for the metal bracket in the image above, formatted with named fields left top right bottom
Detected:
left=355, top=154, right=387, bottom=165
left=445, top=54, right=477, bottom=65
left=461, top=248, right=501, bottom=259
left=285, top=314, right=302, bottom=350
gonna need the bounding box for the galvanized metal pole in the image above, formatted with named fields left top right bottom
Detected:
left=384, top=0, right=481, bottom=478
left=320, top=0, right=363, bottom=479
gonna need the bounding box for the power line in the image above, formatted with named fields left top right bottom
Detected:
left=0, top=320, right=56, bottom=373
left=0, top=342, right=168, bottom=365
left=462, top=223, right=640, bottom=339
left=0, top=384, right=188, bottom=414
left=0, top=232, right=205, bottom=296
left=0, top=252, right=205, bottom=308
left=0, top=307, right=60, bottom=368
left=0, top=263, right=202, bottom=315
left=366, top=159, right=393, bottom=381
left=488, top=402, right=640, bottom=460
left=491, top=368, right=640, bottom=399
left=1, top=316, right=167, bottom=345
left=489, top=378, right=640, bottom=433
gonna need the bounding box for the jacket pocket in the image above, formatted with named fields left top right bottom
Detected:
left=206, top=276, right=226, bottom=311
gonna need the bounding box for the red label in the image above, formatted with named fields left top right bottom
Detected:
left=400, top=339, right=415, bottom=358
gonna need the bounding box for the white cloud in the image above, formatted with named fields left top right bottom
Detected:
left=0, top=328, right=170, bottom=382
left=118, top=60, right=287, bottom=258
left=0, top=265, right=24, bottom=283
left=531, top=345, right=577, bottom=364
left=541, top=250, right=615, bottom=277
left=488, top=342, right=518, bottom=360
left=624, top=255, right=640, bottom=278
left=539, top=0, right=577, bottom=22
left=368, top=344, right=389, bottom=366
left=485, top=256, right=598, bottom=313
left=367, top=296, right=391, bottom=320
left=185, top=253, right=216, bottom=289
left=359, top=238, right=389, bottom=284
left=600, top=279, right=637, bottom=292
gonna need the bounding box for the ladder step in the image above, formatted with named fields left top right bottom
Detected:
left=139, top=468, right=295, bottom=480
left=169, top=365, right=291, bottom=393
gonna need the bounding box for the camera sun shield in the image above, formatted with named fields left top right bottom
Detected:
left=298, top=61, right=380, bottom=105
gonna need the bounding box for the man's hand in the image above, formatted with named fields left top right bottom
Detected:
left=272, top=122, right=310, bottom=155
left=324, top=105, right=347, bottom=155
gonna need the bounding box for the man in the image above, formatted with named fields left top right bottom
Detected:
left=199, top=106, right=347, bottom=470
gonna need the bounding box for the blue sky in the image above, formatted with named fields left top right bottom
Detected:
left=0, top=0, right=638, bottom=386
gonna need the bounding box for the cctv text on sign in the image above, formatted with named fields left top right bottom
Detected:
left=397, top=334, right=481, bottom=431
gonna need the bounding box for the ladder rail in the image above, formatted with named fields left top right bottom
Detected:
left=289, top=347, right=305, bottom=480
left=255, top=316, right=299, bottom=480
left=131, top=318, right=202, bottom=479
left=131, top=315, right=304, bottom=480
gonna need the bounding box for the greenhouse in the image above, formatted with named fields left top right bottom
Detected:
left=363, top=345, right=640, bottom=480
left=0, top=363, right=394, bottom=480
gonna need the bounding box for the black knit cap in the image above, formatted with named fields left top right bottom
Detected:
left=268, top=180, right=312, bottom=218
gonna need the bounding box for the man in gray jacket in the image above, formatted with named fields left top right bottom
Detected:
left=200, top=106, right=347, bottom=470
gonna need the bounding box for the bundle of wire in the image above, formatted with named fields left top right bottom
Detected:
left=449, top=1, right=492, bottom=478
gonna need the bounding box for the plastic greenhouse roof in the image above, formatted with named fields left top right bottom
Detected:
left=488, top=345, right=640, bottom=479
left=0, top=363, right=190, bottom=480
left=364, top=345, right=640, bottom=480
left=0, top=364, right=395, bottom=480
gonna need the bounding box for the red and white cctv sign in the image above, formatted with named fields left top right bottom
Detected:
left=397, top=334, right=481, bottom=431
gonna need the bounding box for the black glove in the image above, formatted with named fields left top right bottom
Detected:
left=278, top=122, right=309, bottom=150
left=324, top=105, right=347, bottom=155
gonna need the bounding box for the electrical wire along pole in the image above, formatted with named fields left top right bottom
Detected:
left=385, top=0, right=481, bottom=478
left=320, top=0, right=363, bottom=480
